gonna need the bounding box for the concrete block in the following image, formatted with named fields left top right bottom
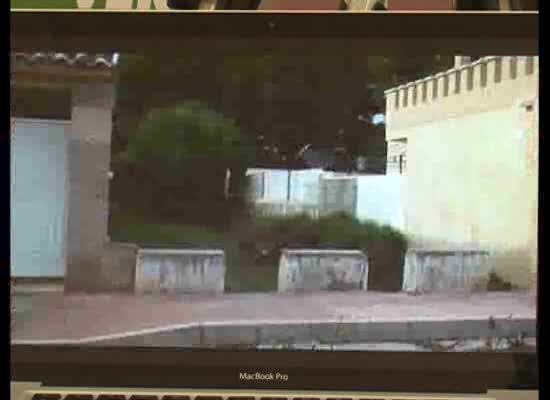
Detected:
left=99, top=242, right=138, bottom=292
left=402, top=249, right=491, bottom=292
left=135, top=249, right=225, bottom=294
left=278, top=249, right=368, bottom=292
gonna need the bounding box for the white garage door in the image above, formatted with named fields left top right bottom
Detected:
left=11, top=119, right=70, bottom=277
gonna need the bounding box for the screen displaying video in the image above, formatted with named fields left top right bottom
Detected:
left=9, top=0, right=539, bottom=11
left=10, top=45, right=538, bottom=352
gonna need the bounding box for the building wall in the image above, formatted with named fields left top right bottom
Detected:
left=385, top=56, right=539, bottom=288
left=64, top=83, right=115, bottom=292
left=356, top=175, right=404, bottom=229
left=289, top=169, right=324, bottom=205
left=247, top=168, right=324, bottom=204
left=319, top=176, right=357, bottom=217
left=278, top=249, right=369, bottom=292
left=11, top=119, right=70, bottom=278
left=248, top=168, right=405, bottom=231
left=247, top=168, right=289, bottom=202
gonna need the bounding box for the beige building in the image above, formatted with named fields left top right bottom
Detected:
left=384, top=56, right=539, bottom=289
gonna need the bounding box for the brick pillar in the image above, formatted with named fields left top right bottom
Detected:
left=64, top=84, right=114, bottom=293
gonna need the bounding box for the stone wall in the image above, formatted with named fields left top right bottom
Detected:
left=356, top=174, right=404, bottom=229
left=278, top=249, right=369, bottom=292
left=253, top=201, right=319, bottom=218
left=385, top=56, right=538, bottom=138
left=99, top=242, right=139, bottom=292
left=135, top=249, right=226, bottom=294
left=319, top=176, right=357, bottom=217
left=402, top=250, right=492, bottom=293
left=385, top=56, right=539, bottom=288
left=246, top=168, right=324, bottom=205
left=248, top=168, right=405, bottom=230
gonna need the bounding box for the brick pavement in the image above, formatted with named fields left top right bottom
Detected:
left=12, top=290, right=537, bottom=343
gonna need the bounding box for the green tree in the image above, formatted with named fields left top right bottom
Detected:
left=118, top=101, right=254, bottom=225
left=113, top=48, right=453, bottom=169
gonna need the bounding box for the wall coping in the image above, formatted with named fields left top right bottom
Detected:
left=407, top=249, right=490, bottom=255
left=137, top=249, right=225, bottom=256
left=385, top=56, right=502, bottom=95
left=282, top=249, right=366, bottom=256
left=384, top=56, right=538, bottom=112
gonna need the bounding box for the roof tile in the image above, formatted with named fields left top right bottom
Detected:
left=12, top=52, right=114, bottom=69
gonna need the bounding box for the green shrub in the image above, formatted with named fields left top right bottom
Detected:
left=486, top=271, right=516, bottom=292
left=116, top=101, right=254, bottom=226
left=238, top=213, right=408, bottom=292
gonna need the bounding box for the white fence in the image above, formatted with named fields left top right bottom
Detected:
left=356, top=174, right=404, bottom=229
left=247, top=168, right=404, bottom=230
left=246, top=168, right=324, bottom=204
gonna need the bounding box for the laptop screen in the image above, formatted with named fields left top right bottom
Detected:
left=10, top=10, right=538, bottom=394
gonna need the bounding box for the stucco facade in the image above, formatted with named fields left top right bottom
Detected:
left=385, top=56, right=538, bottom=288
left=64, top=83, right=115, bottom=291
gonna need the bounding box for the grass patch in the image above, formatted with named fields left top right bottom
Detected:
left=110, top=209, right=224, bottom=247
left=110, top=220, right=224, bottom=248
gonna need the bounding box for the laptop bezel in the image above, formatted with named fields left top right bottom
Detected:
left=10, top=10, right=539, bottom=394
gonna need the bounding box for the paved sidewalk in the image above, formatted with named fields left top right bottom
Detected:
left=12, top=290, right=537, bottom=344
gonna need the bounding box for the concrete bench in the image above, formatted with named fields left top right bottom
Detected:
left=135, top=249, right=225, bottom=295
left=402, top=249, right=491, bottom=293
left=278, top=249, right=369, bottom=292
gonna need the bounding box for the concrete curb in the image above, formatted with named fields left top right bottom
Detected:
left=13, top=316, right=536, bottom=348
